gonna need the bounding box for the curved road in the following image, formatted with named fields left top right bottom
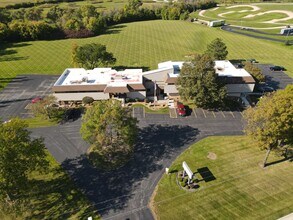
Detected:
left=221, top=26, right=289, bottom=43
left=31, top=110, right=244, bottom=220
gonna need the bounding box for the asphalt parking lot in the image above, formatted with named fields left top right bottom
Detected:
left=256, top=64, right=293, bottom=90
left=0, top=75, right=58, bottom=121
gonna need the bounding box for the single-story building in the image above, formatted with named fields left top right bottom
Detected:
left=52, top=68, right=146, bottom=101
left=52, top=60, right=255, bottom=101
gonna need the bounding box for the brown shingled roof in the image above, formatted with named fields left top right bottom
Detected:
left=220, top=76, right=255, bottom=84
left=128, top=83, right=145, bottom=90
left=104, top=85, right=130, bottom=93
left=165, top=77, right=177, bottom=84
left=52, top=84, right=106, bottom=92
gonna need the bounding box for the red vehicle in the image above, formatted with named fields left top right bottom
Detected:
left=31, top=97, right=42, bottom=104
left=176, top=102, right=186, bottom=117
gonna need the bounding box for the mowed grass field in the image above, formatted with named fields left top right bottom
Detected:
left=1, top=20, right=292, bottom=88
left=196, top=4, right=293, bottom=29
left=0, top=151, right=99, bottom=219
left=151, top=136, right=293, bottom=220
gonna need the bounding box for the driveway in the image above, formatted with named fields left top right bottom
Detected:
left=256, top=64, right=293, bottom=90
left=31, top=110, right=244, bottom=220
left=0, top=75, right=58, bottom=121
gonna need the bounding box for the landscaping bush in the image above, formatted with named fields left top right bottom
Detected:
left=82, top=96, right=94, bottom=105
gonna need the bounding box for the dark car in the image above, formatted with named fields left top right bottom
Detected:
left=177, top=103, right=186, bottom=117
left=269, top=66, right=285, bottom=71
left=31, top=97, right=43, bottom=104
left=258, top=85, right=275, bottom=93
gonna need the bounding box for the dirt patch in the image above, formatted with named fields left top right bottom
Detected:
left=207, top=152, right=217, bottom=160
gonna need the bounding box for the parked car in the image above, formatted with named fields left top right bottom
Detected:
left=176, top=102, right=186, bottom=117
left=31, top=97, right=43, bottom=104
left=258, top=84, right=275, bottom=93
left=269, top=66, right=286, bottom=71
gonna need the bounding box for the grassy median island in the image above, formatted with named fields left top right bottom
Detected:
left=0, top=152, right=99, bottom=219
left=151, top=136, right=293, bottom=220
left=132, top=103, right=169, bottom=114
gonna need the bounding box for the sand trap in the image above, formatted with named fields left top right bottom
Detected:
left=244, top=10, right=293, bottom=24
left=199, top=10, right=207, bottom=18
left=226, top=5, right=260, bottom=12
left=218, top=11, right=235, bottom=18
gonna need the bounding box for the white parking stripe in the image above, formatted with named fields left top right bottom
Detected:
left=193, top=108, right=197, bottom=118
left=202, top=109, right=207, bottom=118
left=221, top=111, right=226, bottom=118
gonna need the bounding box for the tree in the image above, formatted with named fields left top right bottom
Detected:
left=244, top=62, right=265, bottom=83
left=205, top=38, right=228, bottom=60
left=46, top=6, right=64, bottom=23
left=30, top=95, right=65, bottom=122
left=176, top=54, right=226, bottom=109
left=80, top=100, right=138, bottom=169
left=74, top=43, right=116, bottom=69
left=24, top=7, right=43, bottom=21
left=243, top=85, right=293, bottom=168
left=0, top=118, right=48, bottom=200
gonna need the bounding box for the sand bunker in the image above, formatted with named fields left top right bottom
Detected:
left=244, top=10, right=293, bottom=24
left=218, top=11, right=235, bottom=18
left=226, top=5, right=260, bottom=12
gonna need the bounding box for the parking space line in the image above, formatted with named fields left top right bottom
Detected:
left=221, top=111, right=225, bottom=118
left=132, top=107, right=135, bottom=118
left=212, top=111, right=216, bottom=118
left=202, top=109, right=207, bottom=118
left=230, top=110, right=235, bottom=118
left=193, top=108, right=197, bottom=118
left=143, top=107, right=145, bottom=118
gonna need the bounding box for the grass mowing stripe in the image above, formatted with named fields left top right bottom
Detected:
left=1, top=20, right=292, bottom=91
left=152, top=136, right=293, bottom=220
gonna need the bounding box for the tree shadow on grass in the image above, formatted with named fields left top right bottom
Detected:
left=103, top=24, right=127, bottom=35
left=113, top=65, right=150, bottom=71
left=0, top=43, right=31, bottom=62
left=62, top=124, right=200, bottom=217
left=20, top=167, right=97, bottom=220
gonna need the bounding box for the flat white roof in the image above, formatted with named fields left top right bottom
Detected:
left=54, top=68, right=143, bottom=87
left=158, top=61, right=184, bottom=78
left=214, top=60, right=251, bottom=77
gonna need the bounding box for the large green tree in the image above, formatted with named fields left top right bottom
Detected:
left=176, top=54, right=226, bottom=109
left=244, top=62, right=265, bottom=83
left=243, top=85, right=293, bottom=168
left=205, top=38, right=228, bottom=60
left=0, top=118, right=48, bottom=200
left=73, top=43, right=116, bottom=69
left=80, top=100, right=138, bottom=169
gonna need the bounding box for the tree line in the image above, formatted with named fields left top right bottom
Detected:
left=0, top=0, right=216, bottom=42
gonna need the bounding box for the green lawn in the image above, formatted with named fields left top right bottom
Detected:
left=24, top=116, right=58, bottom=128
left=0, top=151, right=99, bottom=219
left=1, top=20, right=292, bottom=89
left=197, top=3, right=293, bottom=32
left=151, top=136, right=293, bottom=220
left=132, top=103, right=169, bottom=114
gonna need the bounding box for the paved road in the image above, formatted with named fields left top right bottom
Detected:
left=221, top=26, right=288, bottom=43
left=31, top=111, right=244, bottom=220
left=0, top=75, right=58, bottom=121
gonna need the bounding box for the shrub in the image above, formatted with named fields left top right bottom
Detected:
left=63, top=29, right=95, bottom=39
left=82, top=96, right=94, bottom=105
